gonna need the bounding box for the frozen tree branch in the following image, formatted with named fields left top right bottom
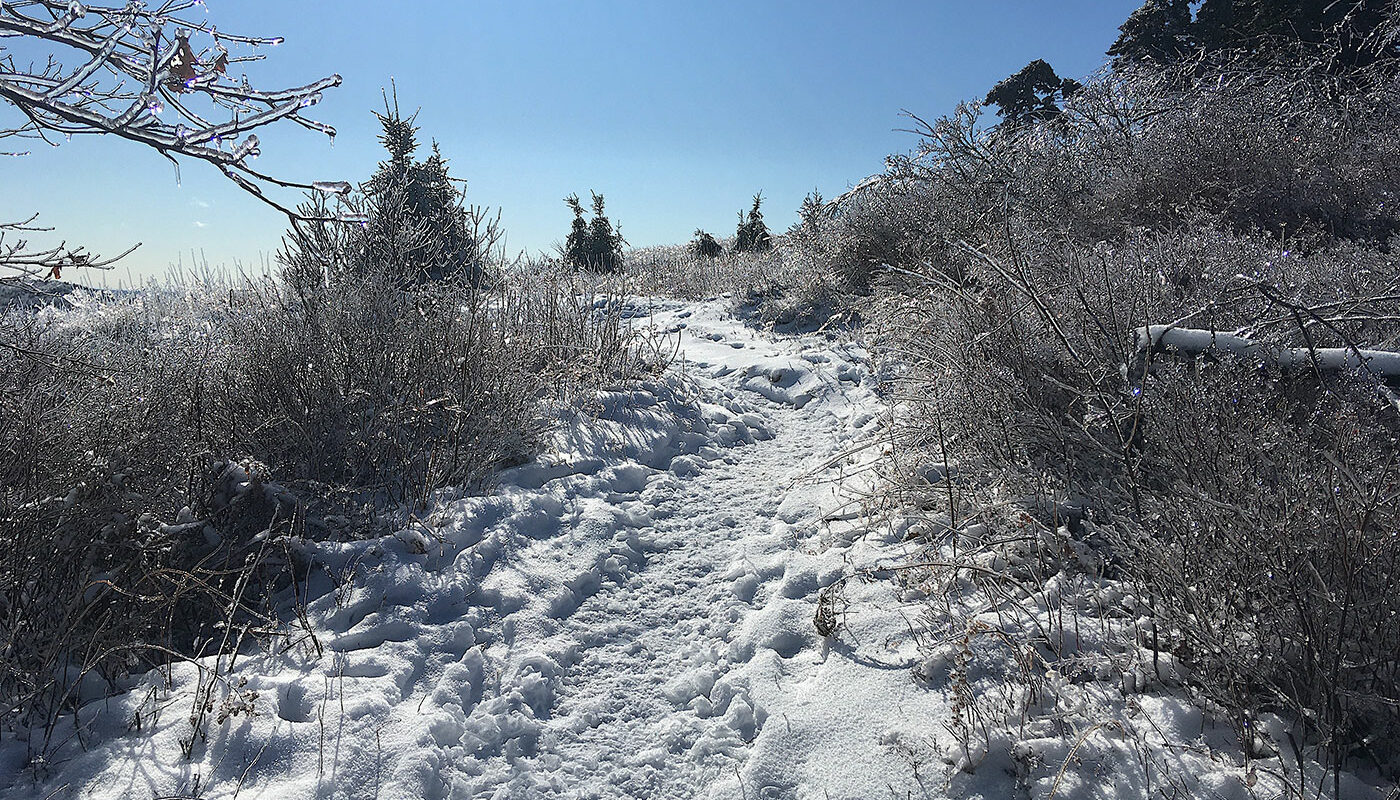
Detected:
left=1139, top=324, right=1400, bottom=383
left=0, top=0, right=342, bottom=280
left=0, top=213, right=139, bottom=281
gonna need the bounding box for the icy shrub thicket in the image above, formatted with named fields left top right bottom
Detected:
left=796, top=51, right=1400, bottom=299
left=813, top=49, right=1400, bottom=776
left=0, top=269, right=646, bottom=747
left=620, top=241, right=852, bottom=332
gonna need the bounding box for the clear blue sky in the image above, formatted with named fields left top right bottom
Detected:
left=2, top=1, right=1138, bottom=284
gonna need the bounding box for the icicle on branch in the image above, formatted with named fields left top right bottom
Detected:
left=0, top=0, right=343, bottom=279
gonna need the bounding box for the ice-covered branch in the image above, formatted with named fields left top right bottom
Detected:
left=1137, top=324, right=1400, bottom=383
left=0, top=215, right=138, bottom=283
left=0, top=0, right=342, bottom=275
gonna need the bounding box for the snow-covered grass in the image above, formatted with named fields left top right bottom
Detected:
left=0, top=269, right=652, bottom=763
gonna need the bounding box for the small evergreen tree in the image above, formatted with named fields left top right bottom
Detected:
left=735, top=193, right=773, bottom=253
left=562, top=192, right=624, bottom=271
left=796, top=189, right=826, bottom=234
left=564, top=194, right=591, bottom=268
left=983, top=60, right=1083, bottom=130
left=587, top=192, right=625, bottom=271
left=361, top=98, right=477, bottom=284
left=690, top=229, right=723, bottom=259
left=279, top=94, right=487, bottom=291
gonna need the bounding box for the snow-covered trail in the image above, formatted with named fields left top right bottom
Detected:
left=4, top=299, right=956, bottom=800
left=461, top=299, right=939, bottom=798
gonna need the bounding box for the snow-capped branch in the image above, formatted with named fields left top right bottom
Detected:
left=0, top=0, right=342, bottom=277
left=1138, top=324, right=1400, bottom=382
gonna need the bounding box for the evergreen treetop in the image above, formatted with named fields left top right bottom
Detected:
left=279, top=94, right=490, bottom=292
left=982, top=59, right=1083, bottom=130
left=691, top=229, right=723, bottom=259
left=361, top=97, right=476, bottom=284
left=1107, top=0, right=1193, bottom=65
left=735, top=193, right=773, bottom=253
left=562, top=192, right=624, bottom=271
left=1109, top=0, right=1400, bottom=71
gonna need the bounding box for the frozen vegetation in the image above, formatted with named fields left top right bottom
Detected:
left=5, top=1, right=1400, bottom=798
left=6, top=295, right=1388, bottom=799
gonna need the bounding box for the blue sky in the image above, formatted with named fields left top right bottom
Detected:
left=2, top=1, right=1138, bottom=284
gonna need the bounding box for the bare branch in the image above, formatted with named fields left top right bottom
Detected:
left=0, top=216, right=139, bottom=283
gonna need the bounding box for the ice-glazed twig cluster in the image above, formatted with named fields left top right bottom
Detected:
left=0, top=0, right=341, bottom=278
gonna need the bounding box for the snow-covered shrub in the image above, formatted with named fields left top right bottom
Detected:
left=1075, top=62, right=1400, bottom=245
left=878, top=219, right=1400, bottom=762
left=1115, top=361, right=1400, bottom=772
left=854, top=43, right=1400, bottom=779
left=619, top=241, right=855, bottom=331
left=224, top=276, right=537, bottom=498
left=738, top=261, right=852, bottom=333
left=0, top=268, right=646, bottom=750
left=782, top=116, right=999, bottom=297
left=805, top=54, right=1400, bottom=299
left=788, top=181, right=920, bottom=295
left=620, top=241, right=765, bottom=300
left=0, top=298, right=296, bottom=748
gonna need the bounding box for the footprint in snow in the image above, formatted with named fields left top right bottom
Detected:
left=276, top=681, right=315, bottom=723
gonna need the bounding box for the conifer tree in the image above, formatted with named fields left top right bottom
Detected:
left=1190, top=0, right=1236, bottom=52
left=796, top=189, right=826, bottom=234
left=735, top=193, right=773, bottom=253
left=588, top=193, right=625, bottom=271
left=564, top=194, right=591, bottom=268
left=1107, top=0, right=1194, bottom=66
left=1109, top=0, right=1399, bottom=71
left=691, top=229, right=723, bottom=259
left=983, top=60, right=1083, bottom=129
left=361, top=100, right=477, bottom=284
left=280, top=96, right=496, bottom=292
left=561, top=192, right=624, bottom=271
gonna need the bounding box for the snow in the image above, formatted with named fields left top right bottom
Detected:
left=1, top=298, right=1387, bottom=799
